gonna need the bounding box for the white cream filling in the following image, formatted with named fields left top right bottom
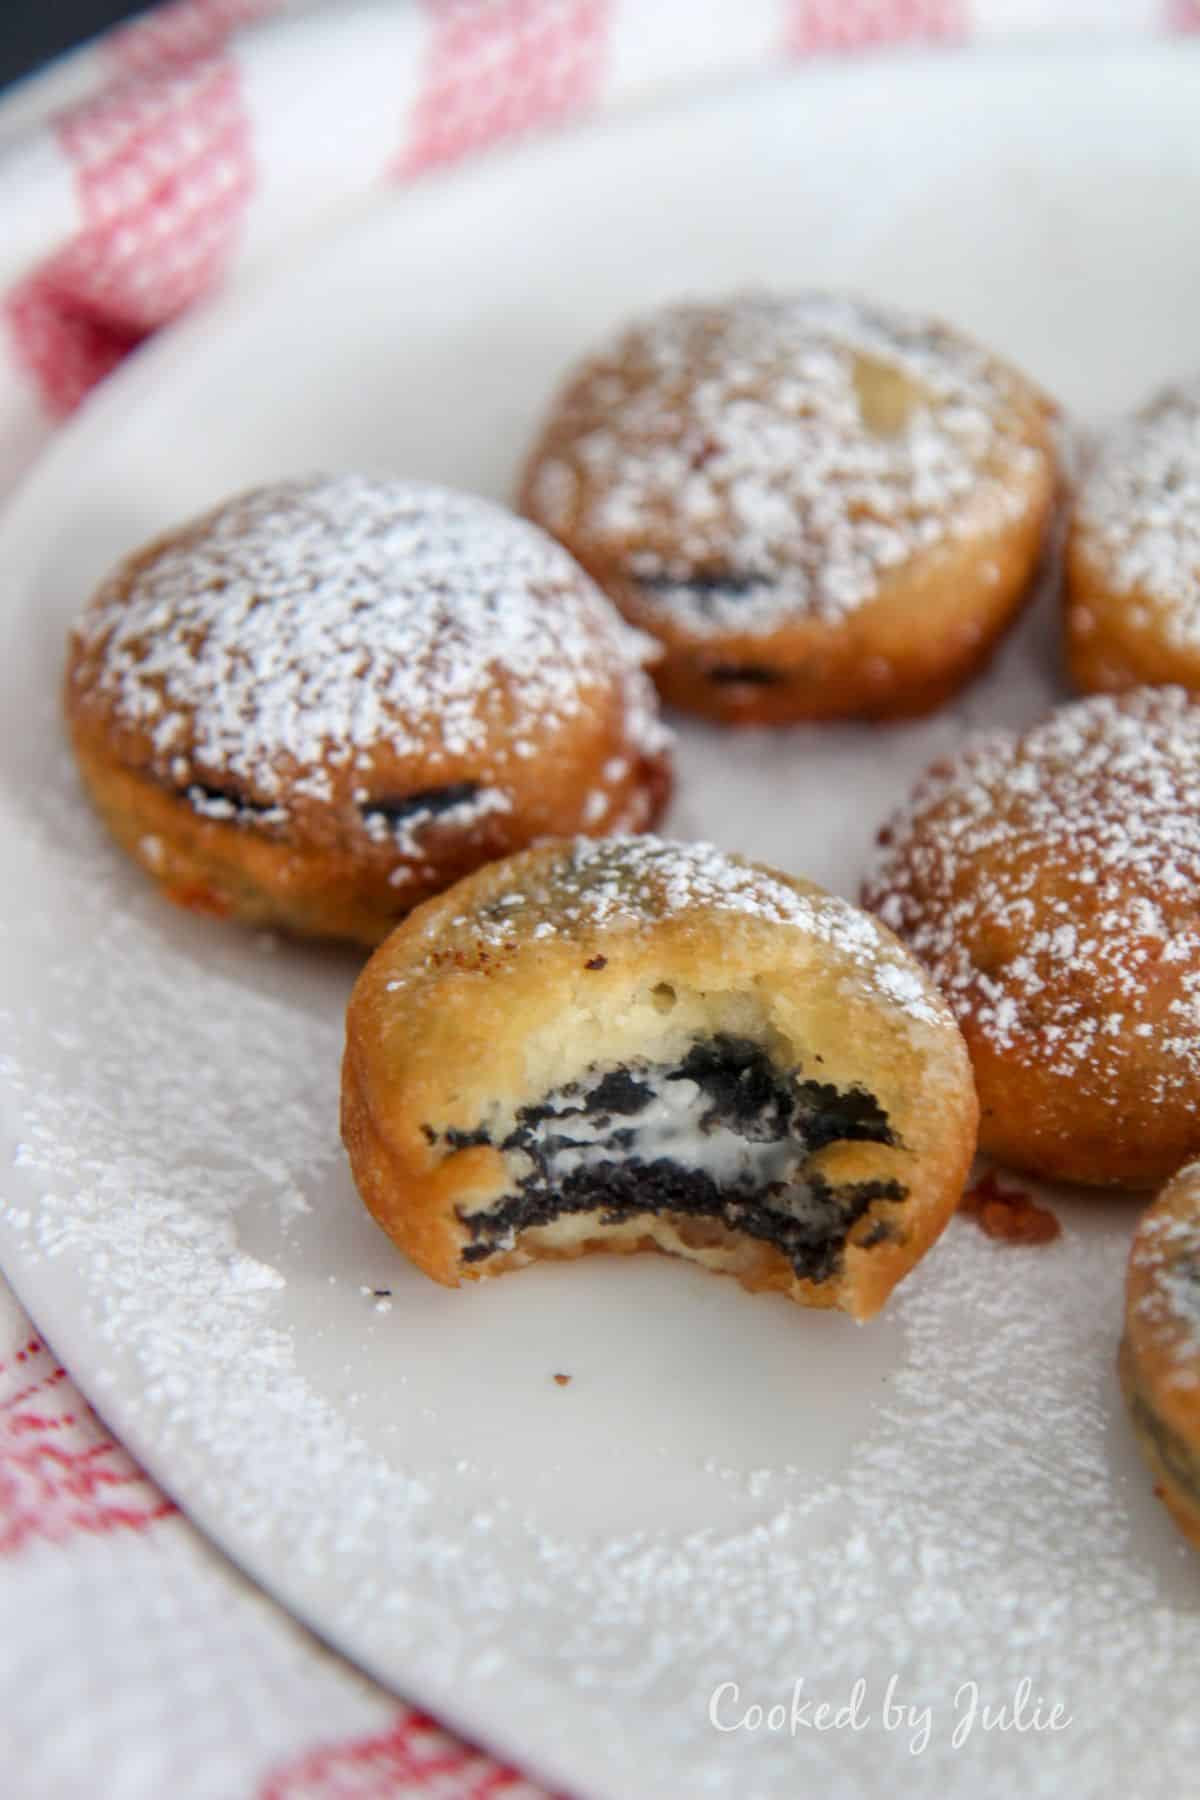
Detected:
left=500, top=1068, right=828, bottom=1225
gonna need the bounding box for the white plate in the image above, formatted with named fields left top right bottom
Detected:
left=3, top=43, right=1200, bottom=1800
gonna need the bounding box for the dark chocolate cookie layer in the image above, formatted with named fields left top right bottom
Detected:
left=449, top=1034, right=903, bottom=1283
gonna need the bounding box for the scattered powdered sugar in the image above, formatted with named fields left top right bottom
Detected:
left=72, top=474, right=664, bottom=814
left=395, top=835, right=944, bottom=1028
left=4, top=707, right=1200, bottom=1798
left=865, top=687, right=1200, bottom=1098
left=527, top=293, right=1049, bottom=635
left=1074, top=381, right=1200, bottom=644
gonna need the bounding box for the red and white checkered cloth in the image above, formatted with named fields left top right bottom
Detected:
left=0, top=2, right=1195, bottom=1793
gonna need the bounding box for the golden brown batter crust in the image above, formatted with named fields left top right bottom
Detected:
left=1122, top=1163, right=1200, bottom=1549
left=864, top=688, right=1200, bottom=1188
left=1067, top=382, right=1200, bottom=697
left=64, top=475, right=671, bottom=944
left=342, top=836, right=977, bottom=1319
left=520, top=293, right=1059, bottom=724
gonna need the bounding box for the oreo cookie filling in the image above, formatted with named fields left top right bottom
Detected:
left=359, top=783, right=513, bottom=854
left=184, top=781, right=284, bottom=826
left=706, top=666, right=788, bottom=687
left=362, top=781, right=485, bottom=828
left=450, top=1034, right=905, bottom=1284
left=633, top=568, right=778, bottom=627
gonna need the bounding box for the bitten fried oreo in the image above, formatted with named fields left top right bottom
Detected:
left=1121, top=1162, right=1200, bottom=1549
left=341, top=837, right=977, bottom=1319
left=64, top=476, right=671, bottom=945
left=520, top=293, right=1059, bottom=723
left=1067, top=380, right=1200, bottom=695
left=864, top=687, right=1200, bottom=1188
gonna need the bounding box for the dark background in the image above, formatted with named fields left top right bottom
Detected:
left=3, top=2, right=146, bottom=92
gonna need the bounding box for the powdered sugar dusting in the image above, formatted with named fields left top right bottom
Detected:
left=4, top=628, right=1199, bottom=1800
left=396, top=835, right=945, bottom=1028
left=865, top=687, right=1200, bottom=1099
left=71, top=474, right=665, bottom=814
left=0, top=820, right=1185, bottom=1800
left=527, top=293, right=1050, bottom=635
left=1073, top=381, right=1200, bottom=645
